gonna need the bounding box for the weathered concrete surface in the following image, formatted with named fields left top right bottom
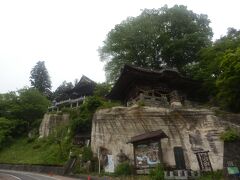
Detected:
left=91, top=106, right=226, bottom=171
left=0, top=163, right=65, bottom=175
left=39, top=113, right=70, bottom=138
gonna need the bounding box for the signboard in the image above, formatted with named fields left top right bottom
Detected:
left=227, top=167, right=239, bottom=175
left=135, top=142, right=160, bottom=169
left=104, top=155, right=115, bottom=173
left=195, top=151, right=213, bottom=172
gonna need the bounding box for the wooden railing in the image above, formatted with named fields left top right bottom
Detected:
left=48, top=96, right=86, bottom=111
left=127, top=93, right=170, bottom=107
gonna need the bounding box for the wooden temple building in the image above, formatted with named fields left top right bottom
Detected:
left=107, top=64, right=201, bottom=108
left=48, top=75, right=96, bottom=111
left=91, top=65, right=225, bottom=178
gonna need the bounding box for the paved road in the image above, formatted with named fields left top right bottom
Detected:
left=0, top=170, right=81, bottom=180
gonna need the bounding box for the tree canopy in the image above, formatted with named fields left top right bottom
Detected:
left=0, top=88, right=49, bottom=127
left=30, top=61, right=52, bottom=96
left=189, top=28, right=240, bottom=112
left=99, top=5, right=213, bottom=82
left=216, top=48, right=240, bottom=112
left=0, top=88, right=50, bottom=147
left=14, top=88, right=50, bottom=124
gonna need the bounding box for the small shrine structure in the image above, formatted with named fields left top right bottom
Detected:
left=107, top=65, right=201, bottom=108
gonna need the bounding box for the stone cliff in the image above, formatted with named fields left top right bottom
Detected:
left=39, top=113, right=70, bottom=138
left=91, top=106, right=228, bottom=171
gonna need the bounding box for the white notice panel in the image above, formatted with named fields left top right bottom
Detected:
left=104, top=155, right=115, bottom=173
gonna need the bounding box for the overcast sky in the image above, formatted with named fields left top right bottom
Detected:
left=0, top=0, right=239, bottom=93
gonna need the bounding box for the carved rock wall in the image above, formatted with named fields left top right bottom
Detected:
left=91, top=106, right=226, bottom=171
left=39, top=113, right=70, bottom=138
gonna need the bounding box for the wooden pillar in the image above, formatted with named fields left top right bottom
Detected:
left=159, top=140, right=164, bottom=164
left=133, top=144, right=137, bottom=174
left=83, top=96, right=86, bottom=104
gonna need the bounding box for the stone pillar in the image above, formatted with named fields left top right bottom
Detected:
left=139, top=93, right=144, bottom=101
left=170, top=90, right=182, bottom=108
left=184, top=170, right=188, bottom=177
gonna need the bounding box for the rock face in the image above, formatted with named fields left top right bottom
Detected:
left=39, top=113, right=70, bottom=138
left=91, top=106, right=226, bottom=171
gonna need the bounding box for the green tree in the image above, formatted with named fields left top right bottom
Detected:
left=0, top=117, right=16, bottom=148
left=0, top=88, right=49, bottom=147
left=216, top=48, right=240, bottom=112
left=93, top=82, right=111, bottom=97
left=99, top=5, right=212, bottom=82
left=0, top=92, right=18, bottom=119
left=189, top=28, right=240, bottom=111
left=30, top=61, right=52, bottom=96
left=14, top=88, right=50, bottom=129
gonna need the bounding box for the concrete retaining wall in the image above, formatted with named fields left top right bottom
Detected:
left=91, top=106, right=225, bottom=171
left=0, top=163, right=65, bottom=175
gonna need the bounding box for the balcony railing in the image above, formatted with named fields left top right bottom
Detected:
left=127, top=93, right=170, bottom=107
left=48, top=96, right=86, bottom=111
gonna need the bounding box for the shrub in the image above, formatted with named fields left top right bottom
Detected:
left=32, top=144, right=41, bottom=149
left=81, top=147, right=93, bottom=162
left=220, top=129, right=240, bottom=142
left=149, top=164, right=164, bottom=180
left=137, top=100, right=145, bottom=107
left=27, top=137, right=36, bottom=143
left=115, top=162, right=133, bottom=176
left=197, top=170, right=223, bottom=180
left=0, top=117, right=17, bottom=148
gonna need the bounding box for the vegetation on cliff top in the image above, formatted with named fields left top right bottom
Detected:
left=188, top=28, right=240, bottom=112
left=62, top=95, right=120, bottom=136
left=220, top=128, right=240, bottom=142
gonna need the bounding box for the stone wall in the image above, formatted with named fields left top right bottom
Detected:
left=39, top=113, right=70, bottom=138
left=91, top=106, right=226, bottom=171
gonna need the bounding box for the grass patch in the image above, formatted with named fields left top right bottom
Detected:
left=197, top=170, right=223, bottom=180
left=115, top=162, right=134, bottom=176
left=0, top=137, right=69, bottom=165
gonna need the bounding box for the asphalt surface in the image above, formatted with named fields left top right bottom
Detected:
left=0, top=170, right=81, bottom=180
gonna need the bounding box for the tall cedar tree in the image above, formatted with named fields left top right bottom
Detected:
left=30, top=61, right=52, bottom=97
